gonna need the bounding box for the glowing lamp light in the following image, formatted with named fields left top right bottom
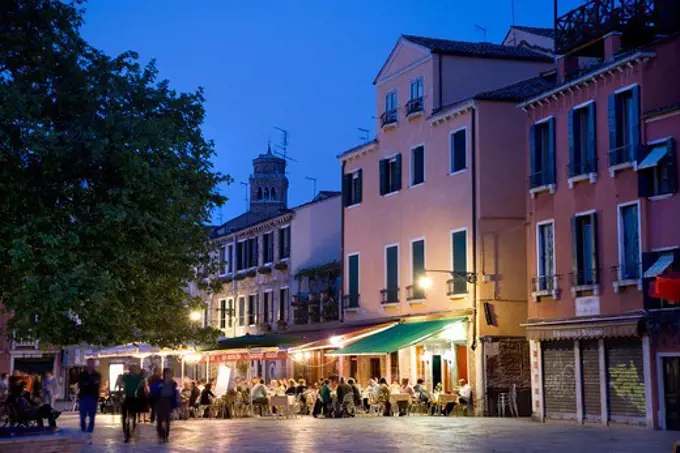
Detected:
left=189, top=311, right=202, bottom=322
left=418, top=276, right=433, bottom=290
left=421, top=351, right=433, bottom=363
left=442, top=350, right=454, bottom=364
left=294, top=352, right=303, bottom=361
left=303, top=351, right=311, bottom=360
left=329, top=336, right=344, bottom=347
left=183, top=352, right=202, bottom=364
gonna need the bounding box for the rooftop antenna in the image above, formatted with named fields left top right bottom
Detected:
left=474, top=24, right=488, bottom=42
left=273, top=127, right=299, bottom=163
left=358, top=128, right=370, bottom=143
left=240, top=181, right=248, bottom=212
left=305, top=176, right=317, bottom=199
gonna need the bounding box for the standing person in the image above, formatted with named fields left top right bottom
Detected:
left=336, top=377, right=352, bottom=417
left=312, top=379, right=332, bottom=418
left=121, top=363, right=144, bottom=443
left=147, top=367, right=161, bottom=423
left=188, top=381, right=200, bottom=417
left=136, top=371, right=150, bottom=423
left=199, top=382, right=215, bottom=417
left=150, top=368, right=179, bottom=444
left=78, top=358, right=101, bottom=437
left=42, top=371, right=57, bottom=409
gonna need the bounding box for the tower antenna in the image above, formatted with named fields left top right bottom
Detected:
left=305, top=176, right=317, bottom=199
left=358, top=128, right=370, bottom=143
left=273, top=127, right=298, bottom=163
left=474, top=24, right=488, bottom=42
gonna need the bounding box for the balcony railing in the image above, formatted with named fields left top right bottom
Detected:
left=406, top=285, right=426, bottom=301
left=611, top=262, right=641, bottom=281
left=406, top=98, right=424, bottom=116
left=529, top=170, right=555, bottom=190
left=609, top=144, right=640, bottom=168
left=570, top=268, right=600, bottom=288
left=292, top=291, right=340, bottom=324
left=568, top=156, right=598, bottom=178
left=380, top=109, right=398, bottom=128
left=555, top=0, right=678, bottom=55
left=342, top=294, right=360, bottom=309
left=446, top=278, right=468, bottom=297
left=532, top=274, right=559, bottom=294
left=380, top=288, right=400, bottom=304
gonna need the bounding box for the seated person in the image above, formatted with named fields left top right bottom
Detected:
left=413, top=378, right=431, bottom=403
left=251, top=379, right=269, bottom=415
left=7, top=378, right=60, bottom=427
left=285, top=379, right=297, bottom=396
left=456, top=379, right=472, bottom=405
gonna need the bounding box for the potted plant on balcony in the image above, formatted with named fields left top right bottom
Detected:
left=276, top=319, right=288, bottom=331
left=255, top=321, right=272, bottom=332
left=257, top=265, right=272, bottom=275
left=274, top=261, right=288, bottom=271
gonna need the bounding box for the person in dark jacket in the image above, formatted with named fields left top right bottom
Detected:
left=348, top=379, right=362, bottom=407
left=150, top=368, right=179, bottom=444
left=78, top=358, right=101, bottom=433
left=188, top=381, right=200, bottom=417
left=312, top=380, right=332, bottom=418
left=335, top=377, right=352, bottom=417
left=199, top=382, right=215, bottom=417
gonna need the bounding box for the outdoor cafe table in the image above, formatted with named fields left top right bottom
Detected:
left=433, top=393, right=459, bottom=415
left=390, top=393, right=411, bottom=415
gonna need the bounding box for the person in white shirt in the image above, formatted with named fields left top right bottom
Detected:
left=457, top=379, right=472, bottom=405
left=251, top=379, right=269, bottom=416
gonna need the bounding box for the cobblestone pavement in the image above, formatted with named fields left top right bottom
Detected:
left=58, top=413, right=679, bottom=453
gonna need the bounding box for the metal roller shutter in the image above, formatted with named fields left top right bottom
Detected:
left=542, top=341, right=576, bottom=420
left=606, top=338, right=646, bottom=423
left=580, top=340, right=601, bottom=421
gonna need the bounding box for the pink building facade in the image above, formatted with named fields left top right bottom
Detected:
left=339, top=32, right=552, bottom=414
left=523, top=0, right=680, bottom=430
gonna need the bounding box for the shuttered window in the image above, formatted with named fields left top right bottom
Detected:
left=227, top=299, right=233, bottom=328
left=263, top=292, right=271, bottom=323
left=343, top=169, right=362, bottom=207
left=571, top=212, right=599, bottom=286
left=542, top=341, right=577, bottom=419
left=279, top=288, right=289, bottom=322
left=278, top=226, right=290, bottom=259
left=347, top=254, right=360, bottom=308
left=618, top=203, right=640, bottom=280
left=238, top=297, right=246, bottom=326
left=379, top=154, right=402, bottom=195
left=529, top=118, right=556, bottom=188
left=385, top=245, right=399, bottom=291
left=450, top=129, right=467, bottom=174
left=248, top=294, right=257, bottom=325
left=638, top=138, right=677, bottom=198
left=219, top=299, right=227, bottom=329
left=412, top=240, right=425, bottom=299
left=451, top=230, right=468, bottom=295
left=262, top=232, right=274, bottom=264
left=568, top=103, right=597, bottom=177
left=411, top=146, right=425, bottom=186
left=608, top=86, right=640, bottom=167
left=537, top=222, right=555, bottom=291
left=606, top=338, right=646, bottom=422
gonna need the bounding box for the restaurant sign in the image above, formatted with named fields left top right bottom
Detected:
left=575, top=296, right=600, bottom=317
left=206, top=351, right=287, bottom=362
left=552, top=328, right=604, bottom=339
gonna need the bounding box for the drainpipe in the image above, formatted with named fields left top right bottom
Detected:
left=340, top=161, right=346, bottom=323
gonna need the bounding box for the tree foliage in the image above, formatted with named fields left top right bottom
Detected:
left=0, top=0, right=228, bottom=347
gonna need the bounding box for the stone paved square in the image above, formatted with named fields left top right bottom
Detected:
left=58, top=413, right=680, bottom=453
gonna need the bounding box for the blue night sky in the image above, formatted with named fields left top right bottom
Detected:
left=81, top=0, right=582, bottom=223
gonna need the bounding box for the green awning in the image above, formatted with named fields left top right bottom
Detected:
left=199, top=333, right=304, bottom=351
left=638, top=145, right=668, bottom=169
left=328, top=318, right=466, bottom=356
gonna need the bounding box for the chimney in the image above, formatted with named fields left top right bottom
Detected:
left=557, top=54, right=579, bottom=83
left=603, top=32, right=623, bottom=61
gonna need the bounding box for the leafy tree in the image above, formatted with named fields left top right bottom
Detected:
left=0, top=0, right=228, bottom=347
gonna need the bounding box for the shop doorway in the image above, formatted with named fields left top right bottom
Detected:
left=663, top=356, right=680, bottom=430
left=432, top=355, right=442, bottom=390
left=349, top=356, right=358, bottom=380
left=456, top=344, right=468, bottom=382
left=13, top=356, right=54, bottom=375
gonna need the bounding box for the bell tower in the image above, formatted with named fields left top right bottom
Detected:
left=249, top=143, right=288, bottom=215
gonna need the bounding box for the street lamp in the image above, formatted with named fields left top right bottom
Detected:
left=418, top=276, right=433, bottom=289
left=189, top=311, right=202, bottom=322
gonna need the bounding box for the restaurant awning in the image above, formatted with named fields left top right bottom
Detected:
left=524, top=315, right=643, bottom=341
left=644, top=252, right=674, bottom=278
left=638, top=144, right=668, bottom=169
left=328, top=318, right=466, bottom=356
left=290, top=322, right=396, bottom=352
left=203, top=333, right=305, bottom=351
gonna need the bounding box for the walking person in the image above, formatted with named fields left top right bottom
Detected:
left=121, top=363, right=144, bottom=443
left=42, top=371, right=57, bottom=408
left=78, top=358, right=101, bottom=441
left=150, top=368, right=179, bottom=444
left=147, top=367, right=161, bottom=423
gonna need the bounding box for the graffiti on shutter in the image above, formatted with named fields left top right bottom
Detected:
left=485, top=340, right=531, bottom=390
left=542, top=341, right=577, bottom=419
left=606, top=338, right=646, bottom=423
left=580, top=340, right=601, bottom=420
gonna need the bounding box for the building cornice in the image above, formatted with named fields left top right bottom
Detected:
left=429, top=100, right=475, bottom=126
left=519, top=51, right=655, bottom=110
left=337, top=139, right=379, bottom=163
left=212, top=212, right=293, bottom=246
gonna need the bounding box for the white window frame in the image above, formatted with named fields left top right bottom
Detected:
left=382, top=153, right=400, bottom=197
left=449, top=126, right=468, bottom=176
left=218, top=245, right=228, bottom=277
left=263, top=231, right=274, bottom=266
left=226, top=242, right=234, bottom=275
left=614, top=200, right=643, bottom=291
left=248, top=293, right=258, bottom=327
left=409, top=237, right=426, bottom=303
left=409, top=144, right=425, bottom=188
left=409, top=77, right=423, bottom=101
left=278, top=224, right=291, bottom=262
left=278, top=286, right=289, bottom=322
left=385, top=89, right=398, bottom=112
left=263, top=289, right=274, bottom=324
left=534, top=219, right=557, bottom=299
left=236, top=238, right=247, bottom=273
left=347, top=169, right=362, bottom=208
left=219, top=299, right=227, bottom=330
left=226, top=298, right=234, bottom=329
left=449, top=227, right=469, bottom=298
left=238, top=296, right=246, bottom=327
left=383, top=243, right=400, bottom=304
left=571, top=209, right=599, bottom=296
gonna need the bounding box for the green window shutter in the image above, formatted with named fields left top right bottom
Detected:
left=379, top=159, right=387, bottom=195
left=608, top=93, right=618, bottom=159
left=412, top=240, right=425, bottom=280
left=629, top=85, right=641, bottom=160
left=342, top=174, right=351, bottom=207
left=395, top=154, right=402, bottom=191
left=452, top=231, right=467, bottom=294
left=587, top=102, right=597, bottom=172
left=568, top=109, right=575, bottom=176
left=413, top=147, right=424, bottom=185
left=386, top=246, right=399, bottom=289
left=348, top=255, right=359, bottom=297
left=356, top=169, right=363, bottom=204
left=590, top=212, right=599, bottom=284
left=547, top=118, right=556, bottom=184
left=453, top=130, right=467, bottom=172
